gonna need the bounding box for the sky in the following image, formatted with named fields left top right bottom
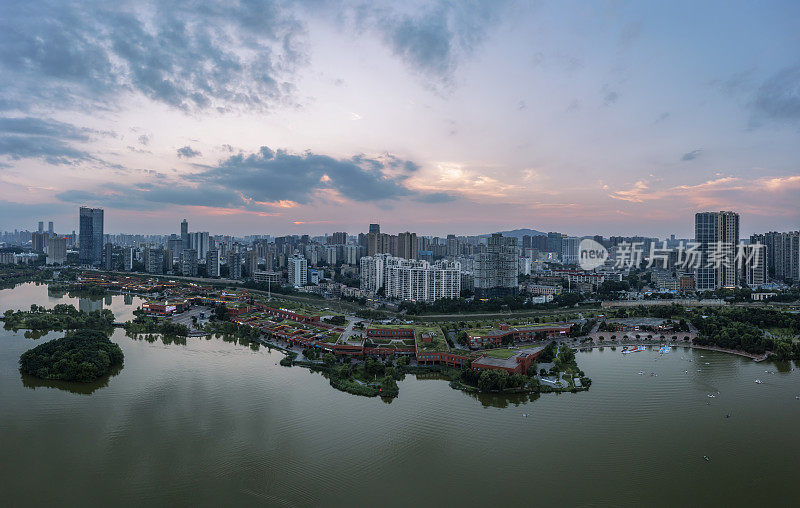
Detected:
left=0, top=0, right=799, bottom=238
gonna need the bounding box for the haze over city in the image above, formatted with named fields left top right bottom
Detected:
left=1, top=0, right=799, bottom=237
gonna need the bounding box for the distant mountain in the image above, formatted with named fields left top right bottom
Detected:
left=481, top=228, right=547, bottom=238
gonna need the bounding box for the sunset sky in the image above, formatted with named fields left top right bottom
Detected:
left=1, top=0, right=798, bottom=237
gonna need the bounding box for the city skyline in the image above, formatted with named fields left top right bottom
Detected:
left=1, top=1, right=799, bottom=237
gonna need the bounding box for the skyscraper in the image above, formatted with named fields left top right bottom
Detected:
left=694, top=211, right=739, bottom=290
left=181, top=219, right=189, bottom=249
left=369, top=223, right=380, bottom=235
left=79, top=207, right=104, bottom=266
left=38, top=221, right=44, bottom=233
left=48, top=221, right=54, bottom=235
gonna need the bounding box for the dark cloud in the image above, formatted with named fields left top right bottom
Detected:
left=0, top=116, right=93, bottom=164
left=138, top=134, right=150, bottom=145
left=753, top=64, right=800, bottom=123
left=681, top=149, right=703, bottom=161
left=0, top=0, right=306, bottom=113
left=55, top=146, right=446, bottom=210
left=177, top=146, right=202, bottom=158
left=341, top=1, right=509, bottom=87
left=193, top=147, right=417, bottom=204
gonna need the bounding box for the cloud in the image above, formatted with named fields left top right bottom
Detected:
left=342, top=1, right=510, bottom=88
left=603, top=90, right=619, bottom=106
left=55, top=146, right=447, bottom=211
left=138, top=134, right=150, bottom=145
left=753, top=64, right=800, bottom=123
left=177, top=146, right=202, bottom=159
left=681, top=149, right=703, bottom=161
left=0, top=116, right=93, bottom=164
left=0, top=0, right=306, bottom=113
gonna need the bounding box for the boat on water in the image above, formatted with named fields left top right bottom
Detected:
left=755, top=379, right=763, bottom=384
left=658, top=345, right=671, bottom=354
left=622, top=345, right=647, bottom=354
left=708, top=394, right=716, bottom=398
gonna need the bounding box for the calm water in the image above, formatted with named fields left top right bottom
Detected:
left=1, top=283, right=799, bottom=506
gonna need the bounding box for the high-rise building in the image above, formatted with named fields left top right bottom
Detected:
left=369, top=223, right=380, bottom=235
left=180, top=219, right=189, bottom=249
left=31, top=232, right=46, bottom=252
left=474, top=234, right=518, bottom=298
left=45, top=237, right=67, bottom=265
left=123, top=247, right=134, bottom=271
left=741, top=243, right=767, bottom=287
left=48, top=221, right=54, bottom=235
left=755, top=231, right=799, bottom=283
left=38, top=221, right=44, bottom=233
left=245, top=250, right=258, bottom=277
left=145, top=248, right=164, bottom=274
left=190, top=231, right=210, bottom=260
left=287, top=253, right=308, bottom=287
left=694, top=211, right=739, bottom=290
left=561, top=237, right=580, bottom=265
left=331, top=231, right=347, bottom=245
left=397, top=231, right=419, bottom=260
left=180, top=249, right=198, bottom=277
left=546, top=232, right=563, bottom=257
left=206, top=250, right=221, bottom=277
left=227, top=252, right=242, bottom=279
left=103, top=242, right=114, bottom=270
left=79, top=207, right=104, bottom=266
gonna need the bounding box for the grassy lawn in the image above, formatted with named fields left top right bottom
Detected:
left=482, top=348, right=518, bottom=359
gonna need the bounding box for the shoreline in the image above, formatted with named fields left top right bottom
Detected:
left=576, top=341, right=769, bottom=362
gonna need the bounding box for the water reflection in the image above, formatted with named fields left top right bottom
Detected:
left=463, top=389, right=542, bottom=409
left=20, top=363, right=123, bottom=395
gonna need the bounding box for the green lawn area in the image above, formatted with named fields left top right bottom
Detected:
left=482, top=348, right=518, bottom=359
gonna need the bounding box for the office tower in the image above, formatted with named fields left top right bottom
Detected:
left=474, top=234, right=518, bottom=298
left=397, top=231, right=419, bottom=260
left=48, top=221, right=54, bottom=235
left=227, top=252, right=242, bottom=279
left=694, top=211, right=739, bottom=290
left=561, top=237, right=580, bottom=265
left=206, top=250, right=221, bottom=277
left=245, top=250, right=258, bottom=277
left=331, top=231, right=347, bottom=245
left=369, top=223, right=380, bottom=235
left=123, top=247, right=134, bottom=271
left=180, top=219, right=189, bottom=249
left=45, top=237, right=67, bottom=265
left=180, top=249, right=198, bottom=277
left=79, top=207, right=104, bottom=266
left=104, top=242, right=114, bottom=270
left=38, top=221, right=44, bottom=233
left=287, top=253, right=308, bottom=287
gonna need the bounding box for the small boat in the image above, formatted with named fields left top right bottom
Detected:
left=707, top=394, right=716, bottom=398
left=703, top=455, right=710, bottom=461
left=725, top=413, right=731, bottom=418
left=704, top=362, right=710, bottom=365
left=522, top=414, right=529, bottom=418
left=754, top=379, right=763, bottom=384
left=638, top=371, right=644, bottom=375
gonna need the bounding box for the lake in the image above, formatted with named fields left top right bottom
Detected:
left=1, top=283, right=798, bottom=506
